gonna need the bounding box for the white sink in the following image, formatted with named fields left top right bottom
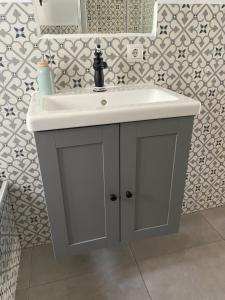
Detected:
left=43, top=88, right=178, bottom=111
left=27, top=84, right=201, bottom=132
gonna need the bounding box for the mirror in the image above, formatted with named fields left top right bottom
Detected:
left=33, top=0, right=157, bottom=36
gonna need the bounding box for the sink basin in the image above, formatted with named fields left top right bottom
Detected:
left=43, top=88, right=178, bottom=111
left=27, top=84, right=201, bottom=132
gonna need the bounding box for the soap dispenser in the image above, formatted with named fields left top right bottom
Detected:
left=37, top=58, right=55, bottom=97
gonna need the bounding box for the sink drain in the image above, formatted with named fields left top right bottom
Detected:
left=101, top=99, right=108, bottom=106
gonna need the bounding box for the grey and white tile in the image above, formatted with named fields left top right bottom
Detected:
left=0, top=186, right=21, bottom=299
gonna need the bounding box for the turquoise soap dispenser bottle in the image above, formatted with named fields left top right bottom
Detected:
left=37, top=60, right=55, bottom=96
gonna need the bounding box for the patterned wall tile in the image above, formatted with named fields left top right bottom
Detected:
left=0, top=182, right=21, bottom=300
left=0, top=2, right=51, bottom=248
left=87, top=0, right=127, bottom=33
left=0, top=2, right=225, bottom=248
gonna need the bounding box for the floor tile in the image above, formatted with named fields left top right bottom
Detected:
left=137, top=241, right=225, bottom=300
left=29, top=281, right=68, bottom=300
left=15, top=288, right=29, bottom=300
left=30, top=244, right=69, bottom=286
left=130, top=212, right=221, bottom=260
left=16, top=248, right=32, bottom=289
left=30, top=243, right=145, bottom=288
left=29, top=263, right=150, bottom=300
left=201, top=206, right=225, bottom=239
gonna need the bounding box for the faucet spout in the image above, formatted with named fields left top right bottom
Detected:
left=93, top=44, right=108, bottom=92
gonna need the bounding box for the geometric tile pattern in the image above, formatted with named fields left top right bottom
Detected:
left=141, top=0, right=155, bottom=33
left=40, top=25, right=80, bottom=35
left=126, top=0, right=154, bottom=33
left=0, top=182, right=21, bottom=300
left=0, top=2, right=51, bottom=248
left=86, top=0, right=127, bottom=33
left=0, top=2, right=225, bottom=248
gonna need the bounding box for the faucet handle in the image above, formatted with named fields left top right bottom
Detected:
left=103, top=61, right=108, bottom=69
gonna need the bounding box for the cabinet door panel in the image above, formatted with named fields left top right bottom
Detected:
left=57, top=143, right=106, bottom=244
left=35, top=125, right=120, bottom=257
left=135, top=133, right=176, bottom=230
left=120, top=117, right=193, bottom=241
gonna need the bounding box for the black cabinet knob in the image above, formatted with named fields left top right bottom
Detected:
left=126, top=191, right=133, bottom=199
left=110, top=194, right=117, bottom=201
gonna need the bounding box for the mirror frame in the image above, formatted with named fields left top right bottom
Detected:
left=33, top=0, right=159, bottom=39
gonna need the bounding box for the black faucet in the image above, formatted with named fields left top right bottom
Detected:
left=93, top=44, right=108, bottom=92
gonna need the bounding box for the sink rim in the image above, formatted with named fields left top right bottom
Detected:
left=27, top=84, right=201, bottom=132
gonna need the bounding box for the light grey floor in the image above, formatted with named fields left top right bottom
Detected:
left=16, top=207, right=225, bottom=300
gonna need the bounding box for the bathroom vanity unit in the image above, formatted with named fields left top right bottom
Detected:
left=27, top=85, right=201, bottom=257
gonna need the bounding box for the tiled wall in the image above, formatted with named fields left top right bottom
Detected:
left=0, top=182, right=21, bottom=300
left=0, top=2, right=225, bottom=248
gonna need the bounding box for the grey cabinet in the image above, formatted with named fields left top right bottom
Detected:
left=35, top=125, right=120, bottom=257
left=35, top=117, right=193, bottom=257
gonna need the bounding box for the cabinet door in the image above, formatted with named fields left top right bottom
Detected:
left=35, top=125, right=120, bottom=257
left=120, top=117, right=193, bottom=241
